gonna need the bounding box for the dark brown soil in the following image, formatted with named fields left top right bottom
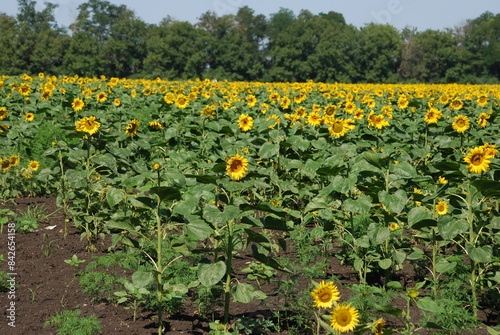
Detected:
left=0, top=197, right=495, bottom=334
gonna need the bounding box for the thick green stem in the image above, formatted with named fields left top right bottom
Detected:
left=466, top=180, right=478, bottom=318
left=223, top=219, right=234, bottom=326
left=156, top=199, right=164, bottom=334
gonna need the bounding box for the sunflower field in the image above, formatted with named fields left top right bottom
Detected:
left=0, top=73, right=499, bottom=334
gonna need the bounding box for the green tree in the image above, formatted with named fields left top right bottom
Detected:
left=0, top=13, right=23, bottom=74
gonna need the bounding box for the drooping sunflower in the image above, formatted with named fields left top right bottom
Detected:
left=481, top=143, right=498, bottom=159
left=0, top=107, right=7, bottom=120
left=125, top=119, right=140, bottom=137
left=424, top=107, right=442, bottom=124
left=25, top=112, right=35, bottom=121
left=226, top=154, right=249, bottom=181
left=28, top=160, right=40, bottom=171
left=372, top=318, right=386, bottom=335
left=476, top=112, right=490, bottom=128
left=452, top=115, right=470, bottom=133
left=72, top=97, right=85, bottom=112
left=9, top=155, right=20, bottom=167
left=311, top=281, right=340, bottom=308
left=75, top=116, right=101, bottom=135
left=238, top=114, right=254, bottom=132
left=148, top=121, right=163, bottom=131
left=0, top=158, right=11, bottom=171
left=464, top=146, right=491, bottom=174
left=435, top=200, right=448, bottom=216
left=367, top=112, right=390, bottom=129
left=330, top=303, right=360, bottom=333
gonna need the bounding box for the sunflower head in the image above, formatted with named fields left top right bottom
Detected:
left=238, top=114, right=254, bottom=132
left=372, top=318, right=386, bottom=335
left=435, top=200, right=448, bottom=216
left=28, top=160, right=40, bottom=171
left=226, top=154, right=249, bottom=181
left=148, top=121, right=163, bottom=131
left=330, top=303, right=360, bottom=333
left=464, top=146, right=491, bottom=174
left=452, top=115, right=470, bottom=133
left=125, top=119, right=140, bottom=137
left=311, top=280, right=340, bottom=309
left=72, top=98, right=85, bottom=111
left=25, top=112, right=35, bottom=121
left=75, top=116, right=101, bottom=135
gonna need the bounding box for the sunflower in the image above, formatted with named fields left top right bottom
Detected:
left=435, top=200, right=448, bottom=216
left=0, top=107, right=8, bottom=120
left=330, top=303, right=360, bottom=333
left=25, top=112, right=35, bottom=121
left=307, top=112, right=322, bottom=126
left=148, top=121, right=163, bottom=131
left=72, top=98, right=85, bottom=111
left=9, top=155, right=20, bottom=167
left=353, top=109, right=364, bottom=120
left=367, top=112, right=390, bottom=129
left=424, top=107, right=442, bottom=124
left=113, top=98, right=121, bottom=107
left=28, top=160, right=40, bottom=171
left=0, top=158, right=11, bottom=171
left=175, top=94, right=189, bottom=109
left=311, top=281, right=340, bottom=308
left=226, top=154, right=249, bottom=180
left=388, top=222, right=399, bottom=231
left=372, top=318, right=386, bottom=335
left=238, top=114, right=254, bottom=132
left=125, top=119, right=140, bottom=137
left=96, top=91, right=107, bottom=102
left=266, top=115, right=280, bottom=129
left=449, top=98, right=464, bottom=110
left=476, top=94, right=488, bottom=107
left=452, top=115, right=470, bottom=133
left=438, top=176, right=448, bottom=184
left=476, top=112, right=490, bottom=128
left=464, top=146, right=491, bottom=174
left=75, top=116, right=101, bottom=135
left=328, top=119, right=350, bottom=138
left=481, top=143, right=498, bottom=158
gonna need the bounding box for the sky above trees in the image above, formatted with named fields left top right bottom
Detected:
left=2, top=0, right=500, bottom=31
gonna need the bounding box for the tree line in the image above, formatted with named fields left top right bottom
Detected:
left=1, top=0, right=499, bottom=83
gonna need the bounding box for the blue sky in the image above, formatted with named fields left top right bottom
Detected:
left=2, top=0, right=499, bottom=31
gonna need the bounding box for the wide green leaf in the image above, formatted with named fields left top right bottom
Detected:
left=197, top=261, right=226, bottom=287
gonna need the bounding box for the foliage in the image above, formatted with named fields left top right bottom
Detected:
left=43, top=309, right=102, bottom=335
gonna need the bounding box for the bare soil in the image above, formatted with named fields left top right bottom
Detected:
left=0, top=197, right=495, bottom=334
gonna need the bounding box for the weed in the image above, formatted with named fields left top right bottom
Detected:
left=43, top=309, right=102, bottom=335
left=14, top=203, right=58, bottom=233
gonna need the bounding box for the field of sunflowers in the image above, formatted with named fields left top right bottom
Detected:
left=0, top=73, right=499, bottom=334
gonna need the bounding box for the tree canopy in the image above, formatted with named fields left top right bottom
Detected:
left=1, top=0, right=499, bottom=83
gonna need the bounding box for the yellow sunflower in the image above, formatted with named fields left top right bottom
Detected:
left=226, top=154, right=249, bottom=180
left=72, top=97, right=85, bottom=111
left=367, top=112, right=390, bottom=129
left=175, top=94, right=189, bottom=109
left=311, top=281, right=340, bottom=308
left=96, top=91, right=107, bottom=102
left=0, top=107, right=7, bottom=120
left=330, top=303, right=360, bottom=333
left=113, top=98, right=121, bottom=107
left=75, top=116, right=101, bottom=135
left=424, top=107, right=442, bottom=124
left=464, top=146, right=491, bottom=174
left=388, top=222, right=399, bottom=231
left=0, top=158, right=11, bottom=171
left=435, top=200, right=448, bottom=216
left=148, top=121, right=163, bottom=131
left=476, top=112, right=490, bottom=128
left=25, top=112, right=35, bottom=121
left=9, top=155, right=20, bottom=167
left=449, top=98, right=464, bottom=110
left=125, top=119, right=140, bottom=137
left=238, top=114, right=254, bottom=132
left=28, top=160, right=40, bottom=171
left=451, top=115, right=470, bottom=133
left=307, top=112, right=322, bottom=126
left=480, top=143, right=498, bottom=158
left=438, top=176, right=448, bottom=184
left=372, top=318, right=386, bottom=335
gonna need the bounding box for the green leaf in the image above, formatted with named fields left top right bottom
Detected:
left=378, top=258, right=392, bottom=269
left=416, top=297, right=443, bottom=313
left=354, top=236, right=370, bottom=248
left=374, top=304, right=403, bottom=316
left=378, top=189, right=407, bottom=214
left=466, top=244, right=493, bottom=263
left=258, top=142, right=279, bottom=159
left=386, top=281, right=403, bottom=290
left=407, top=247, right=424, bottom=260
left=437, top=217, right=467, bottom=240
left=92, top=153, right=117, bottom=173
left=185, top=218, right=214, bottom=240
left=342, top=194, right=372, bottom=214
left=232, top=283, right=254, bottom=303
left=368, top=223, right=390, bottom=245
left=330, top=175, right=357, bottom=195
left=197, top=261, right=226, bottom=286
left=408, top=207, right=432, bottom=227
left=132, top=271, right=153, bottom=288
left=106, top=187, right=124, bottom=208
left=472, top=180, right=500, bottom=197
left=150, top=186, right=181, bottom=202
left=304, top=194, right=332, bottom=212
left=106, top=219, right=135, bottom=232
left=435, top=259, right=457, bottom=273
